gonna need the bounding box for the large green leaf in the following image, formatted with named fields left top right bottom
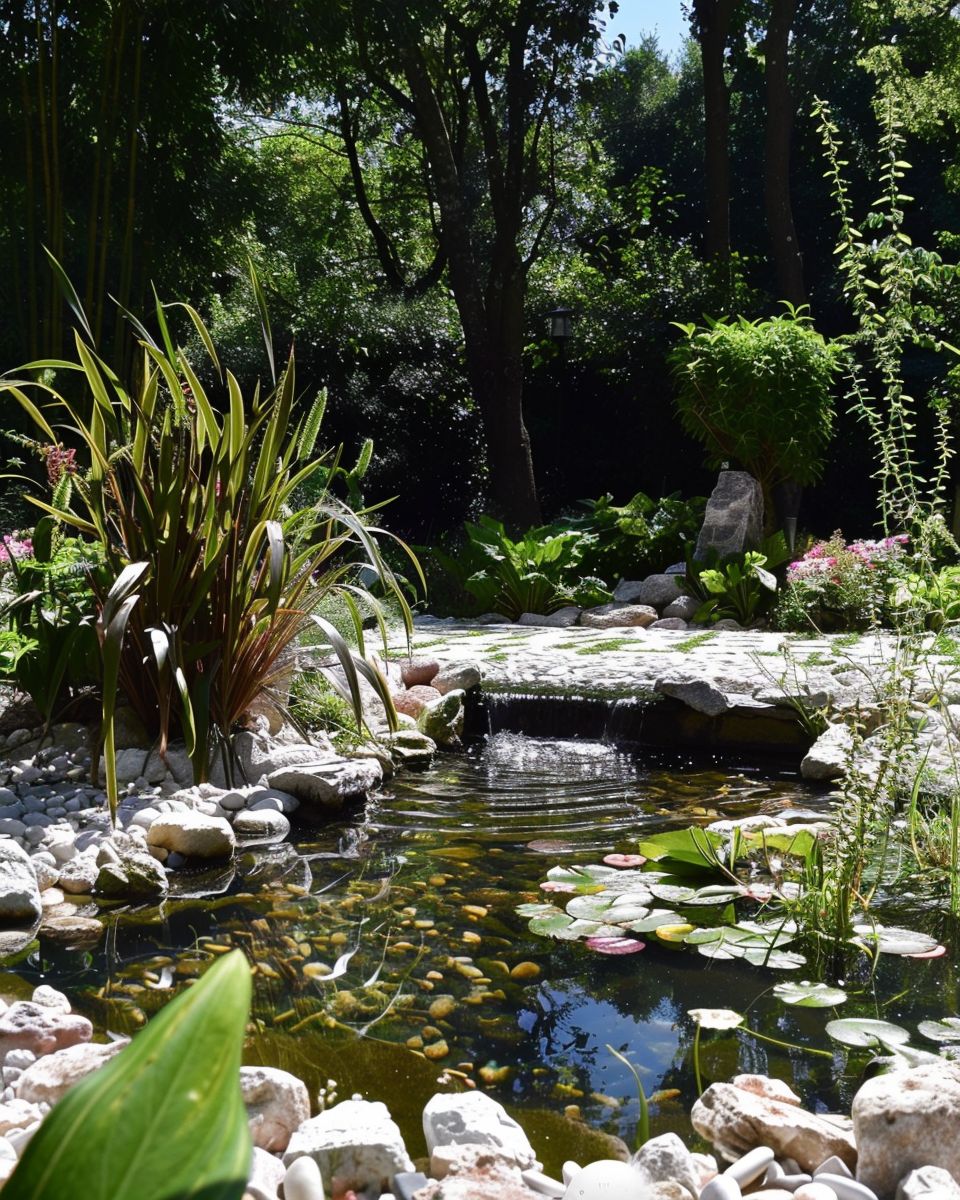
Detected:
left=636, top=827, right=726, bottom=871
left=773, top=981, right=847, bottom=1008
left=825, top=1017, right=911, bottom=1049
left=5, top=950, right=252, bottom=1200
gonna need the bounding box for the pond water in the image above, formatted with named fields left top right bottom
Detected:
left=5, top=733, right=959, bottom=1173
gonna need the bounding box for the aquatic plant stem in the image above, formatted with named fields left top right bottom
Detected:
left=741, top=1027, right=834, bottom=1059
left=605, top=1044, right=650, bottom=1149
left=692, top=1024, right=703, bottom=1095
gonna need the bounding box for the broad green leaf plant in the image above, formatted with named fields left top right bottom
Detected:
left=5, top=949, right=252, bottom=1200
left=2, top=261, right=420, bottom=792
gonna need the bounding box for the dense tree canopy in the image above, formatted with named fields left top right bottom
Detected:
left=0, top=0, right=958, bottom=535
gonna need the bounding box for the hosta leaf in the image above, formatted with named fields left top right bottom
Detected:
left=774, top=981, right=847, bottom=1007
left=825, top=1018, right=911, bottom=1048
left=917, top=1017, right=960, bottom=1044
left=5, top=950, right=251, bottom=1200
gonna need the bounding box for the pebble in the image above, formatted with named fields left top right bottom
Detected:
left=701, top=1177, right=742, bottom=1200
left=794, top=1186, right=839, bottom=1200
left=815, top=1158, right=853, bottom=1180
left=780, top=1174, right=815, bottom=1190
left=522, top=1168, right=565, bottom=1197
left=814, top=1178, right=878, bottom=1200
left=724, top=1146, right=774, bottom=1188
left=282, top=1155, right=325, bottom=1200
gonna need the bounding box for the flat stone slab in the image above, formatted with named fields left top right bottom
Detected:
left=401, top=621, right=954, bottom=736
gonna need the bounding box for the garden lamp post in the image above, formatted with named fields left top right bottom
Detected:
left=547, top=305, right=574, bottom=352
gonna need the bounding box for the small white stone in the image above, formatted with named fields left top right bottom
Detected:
left=794, top=1185, right=839, bottom=1200
left=562, top=1162, right=582, bottom=1185
left=724, top=1146, right=775, bottom=1188
left=560, top=1160, right=647, bottom=1200
left=815, top=1177, right=879, bottom=1200
left=282, top=1155, right=326, bottom=1200
left=699, top=1178, right=743, bottom=1200
left=522, top=1167, right=565, bottom=1197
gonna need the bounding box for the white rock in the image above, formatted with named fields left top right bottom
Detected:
left=282, top=1155, right=326, bottom=1200
left=430, top=663, right=482, bottom=695
left=0, top=1099, right=42, bottom=1135
left=815, top=1156, right=853, bottom=1178
left=31, top=858, right=59, bottom=891
left=795, top=1185, right=840, bottom=1200
left=801, top=723, right=854, bottom=782
left=561, top=1160, right=648, bottom=1200
left=692, top=1081, right=856, bottom=1174
left=282, top=1099, right=412, bottom=1191
left=58, top=853, right=98, bottom=894
left=814, top=1177, right=877, bottom=1200
left=0, top=840, right=41, bottom=923
left=423, top=1090, right=537, bottom=1170
left=700, top=1178, right=742, bottom=1200
left=246, top=1145, right=287, bottom=1200
left=579, top=604, right=657, bottom=629
left=725, top=1146, right=775, bottom=1187
left=632, top=1132, right=700, bottom=1195
left=853, top=1063, right=960, bottom=1198
left=896, top=1166, right=960, bottom=1199
left=232, top=809, right=290, bottom=845
left=656, top=671, right=732, bottom=716
left=146, top=812, right=235, bottom=859
left=266, top=759, right=383, bottom=810
left=517, top=607, right=581, bottom=628
left=16, top=1039, right=126, bottom=1104
left=731, top=1075, right=801, bottom=1107
left=240, top=1065, right=309, bottom=1153
left=30, top=986, right=70, bottom=1013
left=522, top=1167, right=565, bottom=1197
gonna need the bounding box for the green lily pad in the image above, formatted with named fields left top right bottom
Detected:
left=683, top=884, right=748, bottom=906
left=774, top=981, right=848, bottom=1007
left=825, top=1017, right=911, bottom=1049
left=565, top=894, right=618, bottom=921
left=917, top=1017, right=960, bottom=1044
left=624, top=909, right=683, bottom=933
left=852, top=925, right=941, bottom=956
left=527, top=909, right=575, bottom=938
left=637, top=827, right=726, bottom=870
left=647, top=883, right=699, bottom=904
left=749, top=948, right=805, bottom=970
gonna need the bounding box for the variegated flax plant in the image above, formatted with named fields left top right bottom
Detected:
left=2, top=258, right=420, bottom=822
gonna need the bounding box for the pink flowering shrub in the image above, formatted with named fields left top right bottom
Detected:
left=777, top=531, right=910, bottom=631
left=0, top=535, right=34, bottom=568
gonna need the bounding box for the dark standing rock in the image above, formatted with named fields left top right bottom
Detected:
left=694, top=471, right=764, bottom=562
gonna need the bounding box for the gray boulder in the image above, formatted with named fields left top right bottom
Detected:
left=16, top=1040, right=126, bottom=1105
left=267, top=757, right=383, bottom=810
left=656, top=672, right=732, bottom=717
left=663, top=595, right=701, bottom=621
left=422, top=1090, right=538, bottom=1171
left=240, top=1065, right=310, bottom=1154
left=380, top=729, right=437, bottom=768
left=801, top=723, right=854, bottom=782
left=635, top=574, right=685, bottom=609
left=0, top=841, right=41, bottom=924
left=854, top=1063, right=960, bottom=1199
left=417, top=690, right=466, bottom=749
left=694, top=470, right=763, bottom=562
left=431, top=662, right=482, bottom=695
left=517, top=607, right=581, bottom=628
left=231, top=808, right=290, bottom=845
left=896, top=1166, right=960, bottom=1199
left=579, top=604, right=657, bottom=629
left=146, top=812, right=236, bottom=859
left=96, top=849, right=168, bottom=900
left=631, top=1133, right=701, bottom=1197
left=283, top=1098, right=413, bottom=1192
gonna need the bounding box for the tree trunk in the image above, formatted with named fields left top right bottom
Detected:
left=401, top=45, right=541, bottom=531
left=694, top=0, right=734, bottom=264
left=764, top=0, right=806, bottom=306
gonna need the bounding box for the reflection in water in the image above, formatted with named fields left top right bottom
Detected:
left=3, top=733, right=958, bottom=1167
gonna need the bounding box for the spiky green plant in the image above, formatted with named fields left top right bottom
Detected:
left=3, top=262, right=421, bottom=786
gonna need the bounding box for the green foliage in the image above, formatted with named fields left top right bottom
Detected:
left=0, top=526, right=106, bottom=723
left=5, top=949, right=251, bottom=1200
left=814, top=86, right=960, bottom=545
left=683, top=534, right=790, bottom=626
left=290, top=671, right=362, bottom=752
left=556, top=492, right=706, bottom=584
left=776, top=532, right=911, bottom=632
left=2, top=269, right=420, bottom=784
left=669, top=309, right=843, bottom=513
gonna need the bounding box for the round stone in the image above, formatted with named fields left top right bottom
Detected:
left=562, top=1160, right=648, bottom=1200
left=724, top=1146, right=775, bottom=1188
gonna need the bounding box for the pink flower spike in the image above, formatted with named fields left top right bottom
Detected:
left=603, top=853, right=647, bottom=868
left=585, top=936, right=645, bottom=955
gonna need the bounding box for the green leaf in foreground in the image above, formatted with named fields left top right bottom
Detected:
left=6, top=949, right=252, bottom=1200
left=917, top=1017, right=960, bottom=1044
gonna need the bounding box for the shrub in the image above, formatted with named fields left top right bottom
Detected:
left=3, top=268, right=418, bottom=800
left=776, top=532, right=909, bottom=631
left=669, top=309, right=843, bottom=521
left=682, top=533, right=790, bottom=627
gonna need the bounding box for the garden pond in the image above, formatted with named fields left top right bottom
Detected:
left=3, top=731, right=959, bottom=1174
